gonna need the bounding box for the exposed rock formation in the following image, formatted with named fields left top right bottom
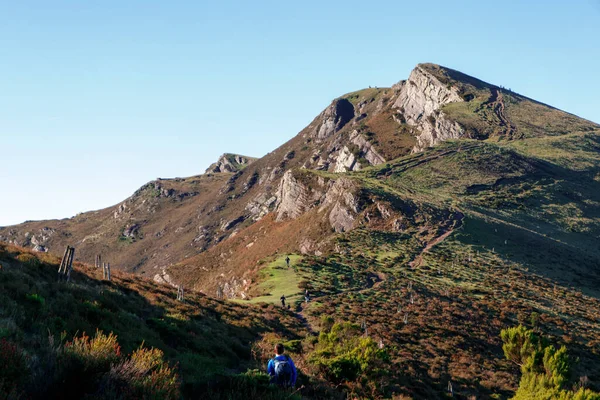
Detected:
left=393, top=65, right=465, bottom=151
left=349, top=130, right=386, bottom=166
left=312, top=99, right=355, bottom=141
left=274, top=170, right=363, bottom=233
left=274, top=170, right=311, bottom=221
left=206, top=153, right=256, bottom=174
left=245, top=193, right=277, bottom=220
left=333, top=146, right=358, bottom=172
left=122, top=224, right=140, bottom=239
left=319, top=178, right=362, bottom=232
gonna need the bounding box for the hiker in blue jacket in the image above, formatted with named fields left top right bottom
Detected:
left=267, top=343, right=297, bottom=388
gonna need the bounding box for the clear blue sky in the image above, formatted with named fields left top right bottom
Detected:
left=1, top=0, right=599, bottom=226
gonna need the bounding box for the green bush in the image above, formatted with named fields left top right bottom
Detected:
left=500, top=324, right=545, bottom=370
left=25, top=293, right=46, bottom=308
left=310, top=322, right=388, bottom=383
left=501, top=325, right=600, bottom=400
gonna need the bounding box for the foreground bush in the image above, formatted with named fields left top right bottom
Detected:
left=100, top=346, right=180, bottom=400
left=3, top=330, right=180, bottom=400
left=199, top=370, right=302, bottom=400
left=65, top=330, right=122, bottom=372
left=501, top=325, right=600, bottom=400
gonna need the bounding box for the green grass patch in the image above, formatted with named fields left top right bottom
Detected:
left=243, top=255, right=304, bottom=305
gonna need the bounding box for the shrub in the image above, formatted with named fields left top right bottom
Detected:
left=25, top=293, right=46, bottom=308
left=64, top=330, right=121, bottom=372
left=0, top=338, right=28, bottom=396
left=501, top=325, right=600, bottom=399
left=310, top=322, right=388, bottom=383
left=500, top=324, right=544, bottom=369
left=320, top=315, right=335, bottom=332
left=102, top=346, right=180, bottom=400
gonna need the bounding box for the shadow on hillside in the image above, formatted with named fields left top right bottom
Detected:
left=0, top=245, right=307, bottom=399
left=458, top=153, right=600, bottom=298
left=455, top=213, right=600, bottom=299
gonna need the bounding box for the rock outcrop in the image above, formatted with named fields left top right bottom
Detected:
left=245, top=193, right=277, bottom=221
left=319, top=178, right=362, bottom=232
left=274, top=170, right=311, bottom=221
left=274, top=170, right=363, bottom=233
left=206, top=153, right=256, bottom=174
left=312, top=99, right=355, bottom=141
left=393, top=65, right=465, bottom=151
left=333, top=146, right=359, bottom=172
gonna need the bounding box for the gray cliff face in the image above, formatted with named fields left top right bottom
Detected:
left=312, top=98, right=355, bottom=141
left=330, top=130, right=387, bottom=173
left=393, top=65, right=465, bottom=152
left=349, top=130, right=386, bottom=166
left=273, top=171, right=362, bottom=233
left=318, top=178, right=361, bottom=232
left=274, top=170, right=311, bottom=221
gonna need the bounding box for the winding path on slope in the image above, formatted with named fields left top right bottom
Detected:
left=486, top=88, right=518, bottom=139
left=408, top=211, right=464, bottom=269
left=295, top=209, right=463, bottom=331
left=293, top=148, right=472, bottom=331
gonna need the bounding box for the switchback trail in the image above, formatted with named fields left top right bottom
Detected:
left=409, top=211, right=465, bottom=269
left=295, top=210, right=464, bottom=330
left=483, top=88, right=518, bottom=139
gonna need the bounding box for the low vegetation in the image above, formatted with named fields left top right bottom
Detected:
left=0, top=243, right=306, bottom=399
left=501, top=325, right=600, bottom=399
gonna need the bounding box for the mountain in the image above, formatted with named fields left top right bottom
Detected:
left=2, top=63, right=600, bottom=398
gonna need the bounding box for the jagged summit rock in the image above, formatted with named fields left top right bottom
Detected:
left=205, top=153, right=256, bottom=174
left=393, top=64, right=465, bottom=151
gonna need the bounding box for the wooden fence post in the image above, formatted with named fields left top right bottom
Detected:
left=58, top=246, right=74, bottom=282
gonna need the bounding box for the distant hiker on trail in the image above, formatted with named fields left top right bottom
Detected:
left=304, top=289, right=310, bottom=303
left=285, top=256, right=290, bottom=268
left=280, top=294, right=286, bottom=308
left=267, top=343, right=297, bottom=388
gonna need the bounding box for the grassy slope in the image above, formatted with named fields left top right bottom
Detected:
left=0, top=243, right=307, bottom=398
left=2, top=136, right=599, bottom=399
left=3, top=64, right=600, bottom=399
left=236, top=132, right=600, bottom=398
left=243, top=254, right=303, bottom=304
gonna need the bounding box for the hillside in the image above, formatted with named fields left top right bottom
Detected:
left=1, top=64, right=598, bottom=282
left=0, top=243, right=310, bottom=399
left=2, top=63, right=600, bottom=398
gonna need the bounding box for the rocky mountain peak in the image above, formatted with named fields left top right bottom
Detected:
left=393, top=64, right=465, bottom=151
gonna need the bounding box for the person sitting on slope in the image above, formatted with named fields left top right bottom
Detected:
left=267, top=343, right=297, bottom=388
